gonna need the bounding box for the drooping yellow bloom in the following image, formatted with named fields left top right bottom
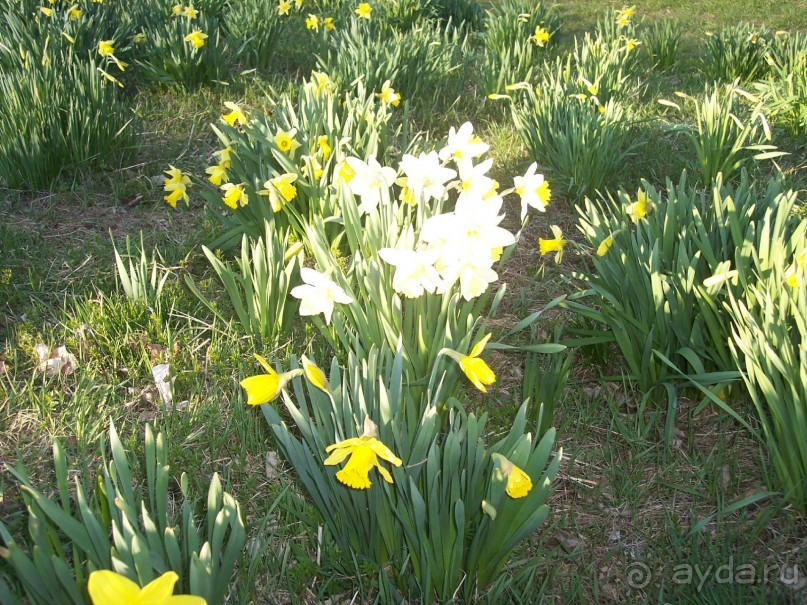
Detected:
left=440, top=333, right=496, bottom=393
left=163, top=166, right=192, bottom=207
left=316, top=135, right=332, bottom=160
left=205, top=164, right=228, bottom=186
left=538, top=225, right=567, bottom=262
left=222, top=102, right=247, bottom=127
left=596, top=233, right=615, bottom=257
left=184, top=30, right=208, bottom=49
left=240, top=354, right=303, bottom=405
left=68, top=5, right=83, bottom=19
left=214, top=146, right=233, bottom=169
left=377, top=80, right=400, bottom=106
left=324, top=419, right=402, bottom=490
left=221, top=182, right=248, bottom=209
left=301, top=355, right=329, bottom=392
left=87, top=570, right=206, bottom=605
left=98, top=40, right=115, bottom=57
left=492, top=454, right=533, bottom=499
left=97, top=67, right=124, bottom=87
left=305, top=14, right=319, bottom=30
left=274, top=128, right=301, bottom=154
left=258, top=173, right=298, bottom=212
left=626, top=189, right=652, bottom=223
left=355, top=2, right=371, bottom=19
left=530, top=26, right=550, bottom=47
left=323, top=16, right=335, bottom=31
left=277, top=0, right=290, bottom=15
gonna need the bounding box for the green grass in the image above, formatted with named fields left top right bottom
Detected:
left=2, top=1, right=806, bottom=603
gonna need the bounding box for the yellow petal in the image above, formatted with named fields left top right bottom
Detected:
left=469, top=332, right=492, bottom=358
left=505, top=464, right=533, bottom=498
left=301, top=356, right=329, bottom=392
left=253, top=353, right=277, bottom=376
left=87, top=570, right=141, bottom=604
left=240, top=374, right=281, bottom=405
left=139, top=572, right=179, bottom=602
left=460, top=356, right=496, bottom=392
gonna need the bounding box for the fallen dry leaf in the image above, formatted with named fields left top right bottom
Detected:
left=152, top=363, right=172, bottom=405
left=35, top=344, right=78, bottom=377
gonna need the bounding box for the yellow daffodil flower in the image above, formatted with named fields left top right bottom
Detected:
left=301, top=155, right=324, bottom=180
left=492, top=454, right=533, bottom=499
left=222, top=101, right=247, bottom=127
left=87, top=570, right=206, bottom=605
left=277, top=0, right=290, bottom=15
left=316, top=135, right=332, bottom=160
left=785, top=251, right=806, bottom=288
left=68, top=5, right=83, bottom=19
left=530, top=26, right=550, bottom=47
left=295, top=0, right=303, bottom=8
left=616, top=5, right=635, bottom=27
left=214, top=146, right=233, bottom=169
left=240, top=354, right=303, bottom=406
left=440, top=333, right=496, bottom=393
left=172, top=4, right=185, bottom=15
left=131, top=32, right=147, bottom=44
left=355, top=2, right=371, bottom=19
left=184, top=6, right=198, bottom=18
left=163, top=166, right=192, bottom=207
left=301, top=355, right=329, bottom=392
left=39, top=6, right=53, bottom=17
left=305, top=14, right=319, bottom=30
left=308, top=70, right=335, bottom=94
left=335, top=160, right=356, bottom=184
left=184, top=30, right=208, bottom=49
left=596, top=232, right=617, bottom=256
left=98, top=40, right=115, bottom=57
left=377, top=80, right=400, bottom=106
left=324, top=418, right=402, bottom=490
left=258, top=173, right=298, bottom=212
left=323, top=16, right=335, bottom=31
left=626, top=189, right=652, bottom=223
left=538, top=225, right=567, bottom=262
left=62, top=31, right=76, bottom=44
left=221, top=182, right=248, bottom=209
left=274, top=128, right=301, bottom=154
left=205, top=164, right=228, bottom=186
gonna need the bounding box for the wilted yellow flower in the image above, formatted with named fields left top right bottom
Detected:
left=222, top=101, right=247, bottom=127
left=68, top=5, right=83, bottom=19
left=97, top=67, right=124, bottom=87
left=596, top=233, right=617, bottom=256
left=626, top=189, right=652, bottom=223
left=301, top=355, right=329, bottom=392
left=240, top=354, right=302, bottom=405
left=184, top=30, right=208, bottom=49
left=258, top=173, right=298, bottom=212
left=324, top=418, right=402, bottom=490
left=440, top=333, right=496, bottom=393
left=305, top=14, right=319, bottom=30
left=39, top=6, right=53, bottom=16
left=355, top=2, right=371, bottom=19
left=62, top=31, right=76, bottom=44
left=323, top=16, right=335, bottom=31
left=538, top=225, right=567, bottom=262
left=377, top=80, right=400, bottom=106
left=87, top=570, right=205, bottom=605
left=274, top=128, right=301, bottom=154
left=277, top=0, right=290, bottom=15
left=530, top=26, right=550, bottom=47
left=221, top=182, right=248, bottom=209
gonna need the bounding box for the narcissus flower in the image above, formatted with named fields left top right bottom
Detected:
left=377, top=80, right=400, bottom=106
left=616, top=5, right=635, bottom=27
left=87, top=570, right=206, bottom=605
left=308, top=71, right=335, bottom=95
left=538, top=225, right=567, bottom=263
left=440, top=333, right=496, bottom=392
left=184, top=30, right=208, bottom=49
left=399, top=151, right=456, bottom=203
left=324, top=418, right=402, bottom=489
left=342, top=156, right=396, bottom=215
left=622, top=37, right=640, bottom=52
left=131, top=32, right=147, bottom=44
left=378, top=246, right=444, bottom=298
left=626, top=189, right=652, bottom=223
left=163, top=166, right=192, bottom=207
left=172, top=4, right=184, bottom=15
left=240, top=354, right=303, bottom=406
left=277, top=0, right=290, bottom=14
left=221, top=182, right=248, bottom=209
left=316, top=135, right=332, bottom=160
left=596, top=232, right=617, bottom=257
left=205, top=164, right=227, bottom=186
left=39, top=6, right=53, bottom=17
left=305, top=14, right=319, bottom=30
left=258, top=173, right=298, bottom=212
left=355, top=2, right=371, bottom=19
left=98, top=40, right=115, bottom=56
left=222, top=102, right=247, bottom=127
left=213, top=146, right=232, bottom=169
left=492, top=454, right=533, bottom=499
left=301, top=355, right=329, bottom=392
left=274, top=128, right=301, bottom=154
left=323, top=17, right=335, bottom=31
left=291, top=268, right=353, bottom=324
left=438, top=122, right=489, bottom=168
left=184, top=6, right=198, bottom=18
left=785, top=251, right=806, bottom=288
left=530, top=26, right=550, bottom=47
left=68, top=5, right=83, bottom=19
left=514, top=162, right=551, bottom=220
